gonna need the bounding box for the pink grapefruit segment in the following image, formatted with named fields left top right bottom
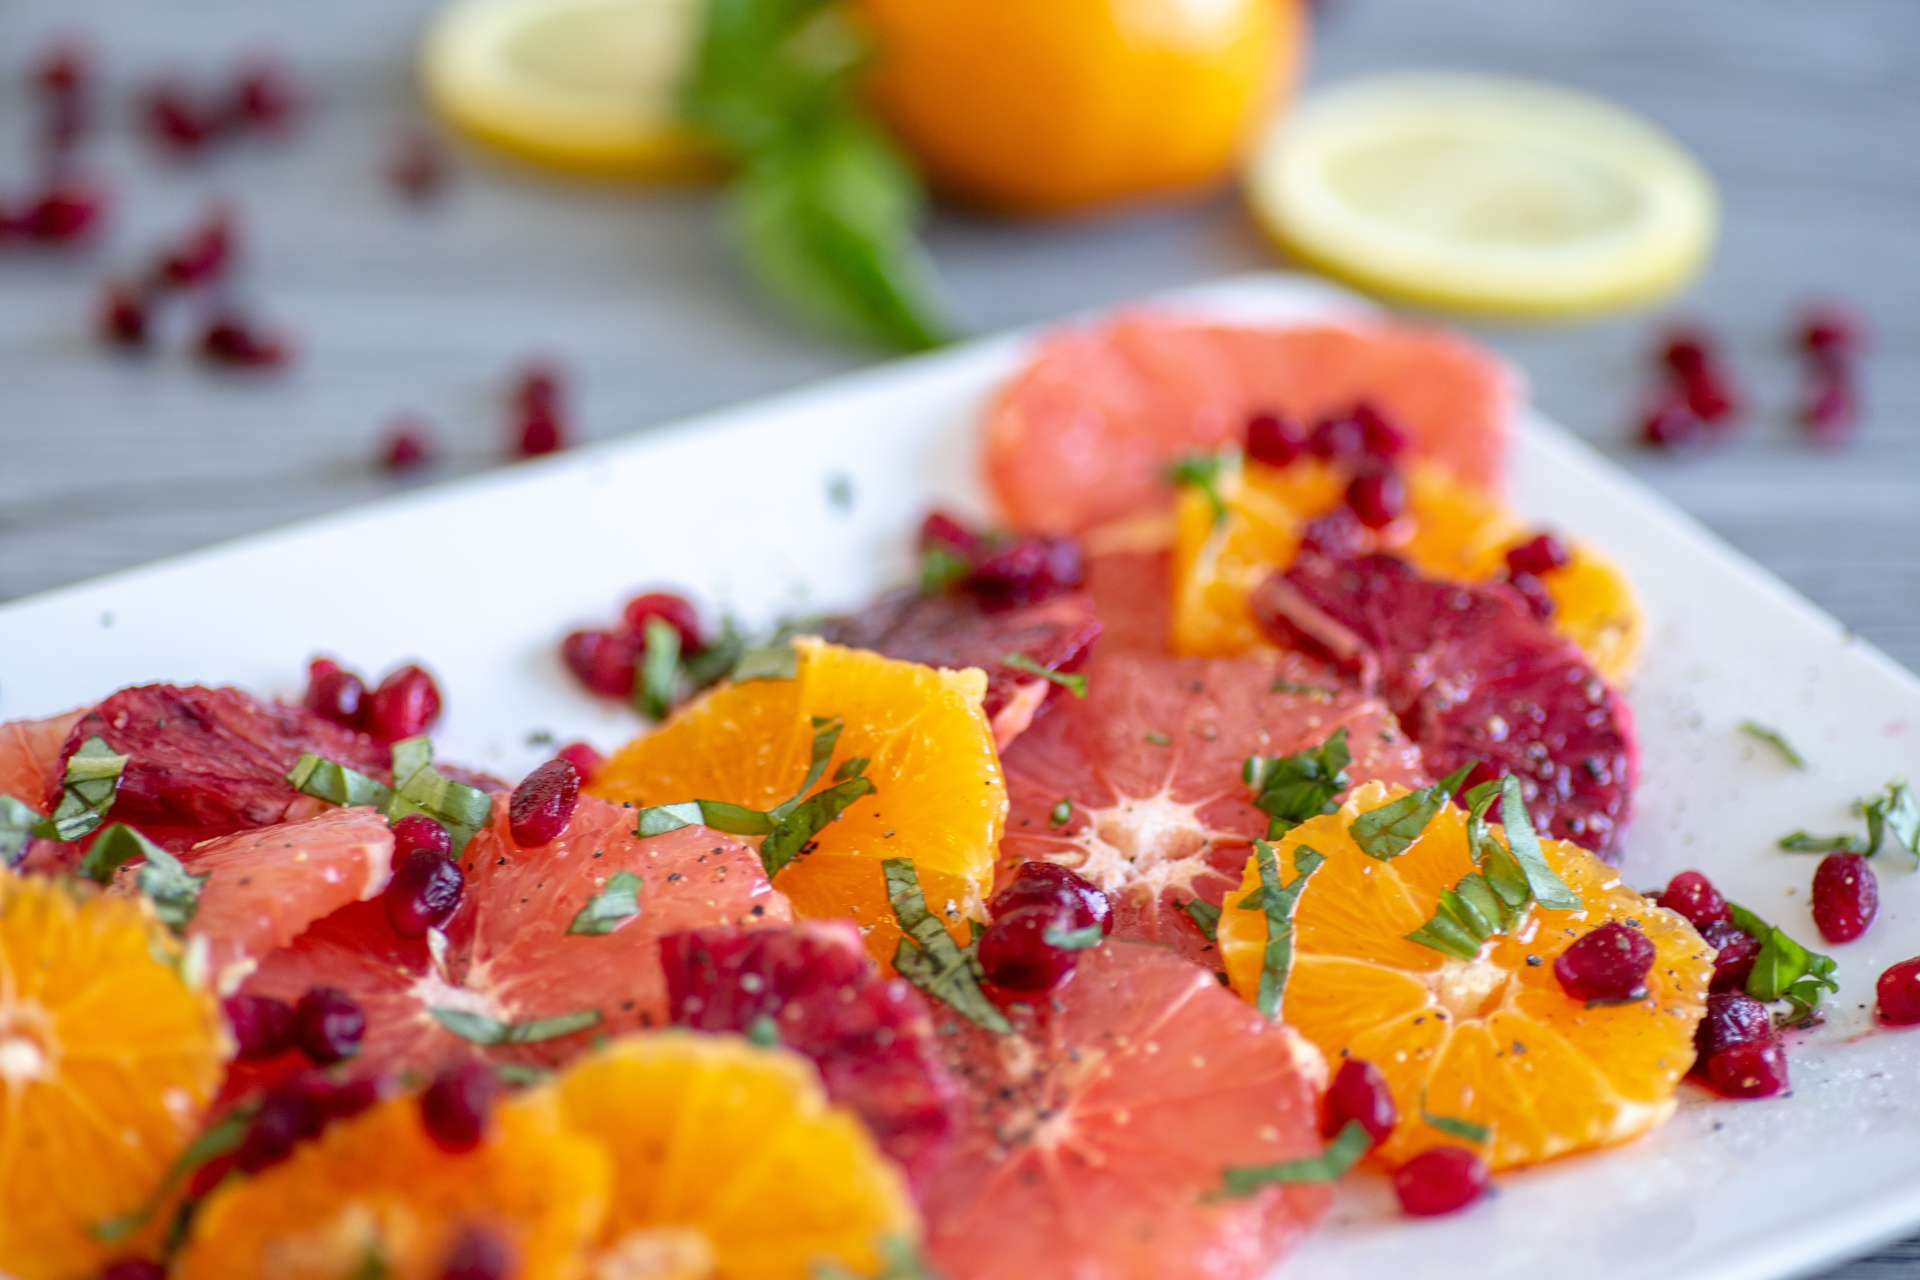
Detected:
left=0, top=708, right=86, bottom=808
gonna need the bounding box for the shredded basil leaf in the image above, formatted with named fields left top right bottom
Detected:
left=746, top=1013, right=783, bottom=1047
left=1728, top=902, right=1838, bottom=1022
left=1270, top=678, right=1336, bottom=699
left=1496, top=777, right=1581, bottom=909
left=1145, top=732, right=1171, bottom=746
left=1348, top=764, right=1472, bottom=862
left=759, top=777, right=873, bottom=876
left=1043, top=923, right=1103, bottom=951
left=567, top=870, right=643, bottom=935
left=1003, top=652, right=1088, bottom=699
left=1406, top=776, right=1575, bottom=960
left=1858, top=779, right=1920, bottom=863
left=1244, top=728, right=1351, bottom=841
left=920, top=543, right=971, bottom=595
left=1420, top=1098, right=1491, bottom=1144
left=683, top=617, right=747, bottom=691
left=288, top=753, right=394, bottom=810
left=1779, top=831, right=1868, bottom=854
left=635, top=616, right=682, bottom=721
left=386, top=738, right=494, bottom=855
left=1167, top=451, right=1231, bottom=528
left=1740, top=720, right=1808, bottom=770
left=430, top=1006, right=602, bottom=1046
left=1217, top=1119, right=1371, bottom=1197
left=0, top=793, right=45, bottom=867
left=1049, top=797, right=1072, bottom=829
left=35, top=736, right=126, bottom=843
left=733, top=640, right=799, bottom=683
left=89, top=1105, right=253, bottom=1243
left=1245, top=842, right=1326, bottom=1021
left=834, top=755, right=870, bottom=783
left=1182, top=897, right=1222, bottom=942
left=882, top=857, right=1008, bottom=1034
left=811, top=1236, right=943, bottom=1280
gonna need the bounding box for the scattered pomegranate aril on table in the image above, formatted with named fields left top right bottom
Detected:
left=420, top=1060, right=499, bottom=1154
left=362, top=663, right=444, bottom=742
left=510, top=362, right=569, bottom=457
left=155, top=204, right=237, bottom=290
left=32, top=38, right=93, bottom=156
left=291, top=986, right=366, bottom=1065
left=385, top=847, right=465, bottom=938
left=1245, top=410, right=1308, bottom=468
left=1393, top=1145, right=1489, bottom=1216
left=230, top=56, right=305, bottom=134
left=1554, top=921, right=1655, bottom=1003
left=1809, top=851, right=1877, bottom=944
left=387, top=130, right=449, bottom=201
left=1322, top=1057, right=1397, bottom=1148
left=1800, top=372, right=1860, bottom=446
left=224, top=992, right=297, bottom=1060
left=1797, top=302, right=1865, bottom=361
left=139, top=78, right=226, bottom=155
left=21, top=175, right=107, bottom=245
left=1875, top=957, right=1920, bottom=1026
left=380, top=417, right=436, bottom=471
left=1704, top=1038, right=1789, bottom=1099
left=198, top=310, right=291, bottom=368
left=96, top=281, right=150, bottom=347
left=1660, top=324, right=1742, bottom=428
left=1639, top=388, right=1706, bottom=451
left=509, top=758, right=581, bottom=848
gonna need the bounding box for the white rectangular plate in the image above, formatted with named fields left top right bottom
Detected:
left=3, top=273, right=1918, bottom=1280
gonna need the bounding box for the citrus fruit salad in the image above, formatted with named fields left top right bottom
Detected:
left=0, top=309, right=1844, bottom=1280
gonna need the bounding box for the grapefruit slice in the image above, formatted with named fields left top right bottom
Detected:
left=923, top=942, right=1329, bottom=1280
left=229, top=794, right=790, bottom=1091
left=1245, top=72, right=1717, bottom=319
left=1215, top=782, right=1712, bottom=1170
left=997, top=649, right=1426, bottom=966
left=1256, top=551, right=1636, bottom=853
left=983, top=313, right=1516, bottom=535
left=0, top=709, right=86, bottom=807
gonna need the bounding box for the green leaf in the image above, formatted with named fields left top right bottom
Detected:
left=1858, top=779, right=1920, bottom=862
left=429, top=1007, right=602, bottom=1046
left=1497, top=777, right=1581, bottom=910
left=882, top=857, right=1008, bottom=1034
left=1145, top=732, right=1171, bottom=747
left=1244, top=727, right=1351, bottom=840
left=733, top=641, right=799, bottom=683
left=1049, top=797, right=1073, bottom=829
left=1217, top=1119, right=1371, bottom=1197
left=287, top=753, right=394, bottom=810
left=1247, top=842, right=1326, bottom=1021
left=770, top=716, right=845, bottom=822
left=89, top=1106, right=253, bottom=1243
left=1167, top=452, right=1231, bottom=528
left=683, top=617, right=748, bottom=691
left=760, top=776, right=874, bottom=877
left=1420, top=1098, right=1491, bottom=1144
left=1779, top=831, right=1868, bottom=854
left=1347, top=766, right=1470, bottom=862
left=35, top=736, right=127, bottom=842
left=636, top=799, right=776, bottom=839
left=1269, top=678, right=1335, bottom=699
left=388, top=739, right=494, bottom=855
left=1182, top=897, right=1222, bottom=942
left=1003, top=652, right=1088, bottom=699
left=1043, top=923, right=1103, bottom=951
left=1728, top=901, right=1838, bottom=1019
left=920, top=544, right=971, bottom=595
left=0, top=793, right=45, bottom=867
left=635, top=616, right=682, bottom=722
left=746, top=1013, right=783, bottom=1047
left=137, top=837, right=209, bottom=933
left=568, top=870, right=644, bottom=935
left=833, top=755, right=870, bottom=783
left=1740, top=720, right=1808, bottom=770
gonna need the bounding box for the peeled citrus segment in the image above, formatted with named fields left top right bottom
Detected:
left=1247, top=71, right=1718, bottom=319
left=554, top=1032, right=917, bottom=1279
left=924, top=942, right=1328, bottom=1280
left=0, top=872, right=227, bottom=1280
left=421, top=0, right=716, bottom=178
left=1216, top=782, right=1712, bottom=1171
left=590, top=637, right=1007, bottom=964
left=0, top=709, right=85, bottom=807
left=173, top=1087, right=609, bottom=1280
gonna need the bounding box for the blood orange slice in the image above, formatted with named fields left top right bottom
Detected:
left=923, top=942, right=1329, bottom=1280
left=0, top=709, right=85, bottom=807
left=985, top=313, right=1515, bottom=535
left=997, top=649, right=1426, bottom=966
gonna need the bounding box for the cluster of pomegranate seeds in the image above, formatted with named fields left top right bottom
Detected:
left=199, top=310, right=291, bottom=368
left=385, top=845, right=466, bottom=938
left=1692, top=990, right=1786, bottom=1096
left=292, top=985, right=367, bottom=1065
left=1655, top=868, right=1761, bottom=992
left=225, top=992, right=297, bottom=1060
left=561, top=590, right=707, bottom=702
left=380, top=415, right=438, bottom=471
left=1797, top=303, right=1866, bottom=445
left=235, top=1070, right=380, bottom=1174
left=0, top=40, right=112, bottom=251
left=1323, top=1057, right=1397, bottom=1148
left=1239, top=402, right=1412, bottom=533
left=94, top=204, right=295, bottom=369
left=439, top=1225, right=516, bottom=1280
left=1639, top=324, right=1742, bottom=450
left=508, top=758, right=582, bottom=848
left=1553, top=921, right=1655, bottom=1003
left=915, top=510, right=1088, bottom=612
left=302, top=656, right=444, bottom=743
left=1499, top=530, right=1571, bottom=621
left=1394, top=1146, right=1490, bottom=1216
left=1810, top=851, right=1878, bottom=944
left=511, top=363, right=568, bottom=457
left=137, top=55, right=305, bottom=158
left=420, top=1060, right=499, bottom=1153
left=1875, top=958, right=1920, bottom=1025
left=976, top=861, right=1112, bottom=994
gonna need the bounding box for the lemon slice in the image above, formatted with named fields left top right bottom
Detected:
left=1245, top=71, right=1717, bottom=319
left=420, top=0, right=717, bottom=178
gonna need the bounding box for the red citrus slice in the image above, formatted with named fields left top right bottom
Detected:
left=228, top=794, right=790, bottom=1094
left=997, top=649, right=1427, bottom=967
left=923, top=941, right=1329, bottom=1280
left=0, top=709, right=85, bottom=807
left=1255, top=551, right=1636, bottom=853
left=985, top=314, right=1516, bottom=535
left=1086, top=546, right=1175, bottom=655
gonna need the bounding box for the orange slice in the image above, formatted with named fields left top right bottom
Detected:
left=1216, top=781, right=1710, bottom=1171
left=1171, top=453, right=1643, bottom=682
left=173, top=1087, right=608, bottom=1280
left=555, top=1032, right=917, bottom=1278
left=0, top=871, right=228, bottom=1280
left=589, top=638, right=1006, bottom=963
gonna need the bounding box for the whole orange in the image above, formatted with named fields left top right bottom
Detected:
left=856, top=0, right=1305, bottom=214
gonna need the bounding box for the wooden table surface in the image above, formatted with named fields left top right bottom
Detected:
left=0, top=0, right=1915, bottom=1272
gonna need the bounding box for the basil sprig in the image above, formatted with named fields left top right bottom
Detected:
left=881, top=857, right=1008, bottom=1034
left=1779, top=778, right=1920, bottom=865
left=1727, top=903, right=1838, bottom=1023
left=1740, top=720, right=1808, bottom=770
left=1216, top=1119, right=1371, bottom=1197
left=567, top=870, right=643, bottom=936
left=1003, top=652, right=1088, bottom=699
left=429, top=1007, right=602, bottom=1046
left=1168, top=451, right=1232, bottom=528
left=1348, top=763, right=1474, bottom=862
left=1180, top=897, right=1223, bottom=943
left=79, top=823, right=208, bottom=934
left=287, top=736, right=493, bottom=855
left=1238, top=841, right=1327, bottom=1021
left=1244, top=727, right=1351, bottom=841
left=1406, top=777, right=1579, bottom=962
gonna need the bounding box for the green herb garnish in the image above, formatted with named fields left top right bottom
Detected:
left=0, top=794, right=44, bottom=867
left=77, top=824, right=208, bottom=934
left=1181, top=897, right=1223, bottom=942
left=289, top=739, right=492, bottom=855
left=1043, top=923, right=1103, bottom=951
left=635, top=616, right=682, bottom=722
left=35, top=736, right=126, bottom=843
left=683, top=616, right=748, bottom=691
left=1049, top=797, right=1072, bottom=829
left=882, top=857, right=1008, bottom=1034
left=1269, top=678, right=1336, bottom=699
left=1145, top=732, right=1171, bottom=746
left=1740, top=720, right=1807, bottom=770
left=811, top=1236, right=943, bottom=1280
left=567, top=870, right=644, bottom=936
left=1244, top=727, right=1351, bottom=841
left=90, top=1105, right=254, bottom=1243
left=1779, top=831, right=1867, bottom=854
left=1003, top=652, right=1088, bottom=699
left=1420, top=1097, right=1491, bottom=1144
left=1216, top=1119, right=1371, bottom=1197
left=746, top=1013, right=783, bottom=1047
left=920, top=543, right=972, bottom=595
left=1348, top=763, right=1473, bottom=862
left=429, top=1007, right=602, bottom=1045
left=1167, top=451, right=1232, bottom=528
left=1406, top=777, right=1577, bottom=961
left=1858, top=779, right=1920, bottom=863
left=1728, top=902, right=1838, bottom=1022
left=1240, top=841, right=1326, bottom=1021
left=733, top=640, right=799, bottom=683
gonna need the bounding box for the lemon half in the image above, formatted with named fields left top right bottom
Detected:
left=421, top=0, right=718, bottom=179
left=1246, top=71, right=1718, bottom=319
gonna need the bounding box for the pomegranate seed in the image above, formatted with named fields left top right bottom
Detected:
left=292, top=986, right=366, bottom=1064
left=966, top=536, right=1086, bottom=610
left=421, top=1060, right=499, bottom=1153
left=440, top=1225, right=516, bottom=1280
left=1506, top=572, right=1556, bottom=621
left=320, top=1074, right=383, bottom=1123
left=155, top=205, right=236, bottom=290
left=387, top=131, right=448, bottom=201
left=621, top=592, right=705, bottom=654
left=363, top=664, right=442, bottom=742
left=34, top=40, right=92, bottom=156
left=977, top=904, right=1082, bottom=993
left=1798, top=303, right=1864, bottom=359
left=1800, top=370, right=1859, bottom=445
left=140, top=79, right=224, bottom=154
left=1449, top=760, right=1499, bottom=807
left=22, top=176, right=106, bottom=245
left=1353, top=401, right=1410, bottom=459
left=1693, top=991, right=1773, bottom=1066
left=516, top=409, right=564, bottom=457
left=1639, top=391, right=1703, bottom=450
left=237, top=1074, right=328, bottom=1172
left=1659, top=326, right=1740, bottom=427
left=561, top=628, right=638, bottom=698
left=511, top=364, right=567, bottom=457
left=918, top=510, right=981, bottom=561
left=1344, top=466, right=1406, bottom=530
left=1705, top=1038, right=1789, bottom=1098
left=303, top=657, right=367, bottom=728
left=1245, top=411, right=1308, bottom=468
left=384, top=848, right=465, bottom=938
left=1554, top=921, right=1654, bottom=1003
left=514, top=363, right=562, bottom=417
left=98, top=1261, right=166, bottom=1280
left=1393, top=1145, right=1489, bottom=1216
left=390, top=814, right=453, bottom=867
left=1297, top=506, right=1367, bottom=559
left=1702, top=920, right=1761, bottom=992
left=556, top=740, right=605, bottom=783
left=1810, top=851, right=1877, bottom=944
left=1309, top=410, right=1366, bottom=460
left=1875, top=957, right=1920, bottom=1025
left=509, top=758, right=581, bottom=848
left=223, top=993, right=296, bottom=1060
left=198, top=312, right=290, bottom=368
left=381, top=418, right=436, bottom=471
left=989, top=861, right=1113, bottom=936
left=1322, top=1056, right=1397, bottom=1147
left=1658, top=870, right=1730, bottom=931
left=1504, top=533, right=1571, bottom=578
left=97, top=282, right=150, bottom=348
left=230, top=57, right=303, bottom=134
